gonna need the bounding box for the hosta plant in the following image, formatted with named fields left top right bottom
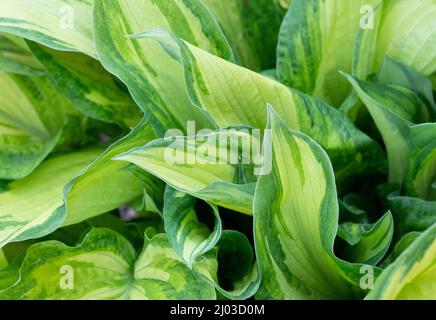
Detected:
left=0, top=0, right=435, bottom=300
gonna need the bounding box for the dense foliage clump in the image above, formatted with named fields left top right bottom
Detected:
left=0, top=0, right=435, bottom=300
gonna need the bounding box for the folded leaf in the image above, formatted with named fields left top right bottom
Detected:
left=0, top=0, right=96, bottom=58
left=28, top=42, right=142, bottom=128
left=254, top=106, right=377, bottom=299
left=116, top=128, right=257, bottom=214
left=0, top=149, right=102, bottom=249
left=366, top=223, right=436, bottom=300
left=131, top=231, right=216, bottom=300
left=339, top=212, right=394, bottom=265
left=0, top=72, right=67, bottom=179
left=163, top=186, right=221, bottom=267
left=94, top=0, right=233, bottom=135
left=193, top=231, right=261, bottom=300
left=277, top=0, right=383, bottom=106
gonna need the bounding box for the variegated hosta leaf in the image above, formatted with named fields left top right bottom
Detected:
left=0, top=0, right=96, bottom=58
left=380, top=231, right=421, bottom=268
left=0, top=148, right=103, bottom=249
left=63, top=118, right=161, bottom=226
left=163, top=186, right=221, bottom=267
left=0, top=72, right=67, bottom=179
left=193, top=231, right=261, bottom=300
left=376, top=56, right=436, bottom=117
left=0, top=34, right=44, bottom=76
left=254, top=107, right=378, bottom=299
left=28, top=42, right=142, bottom=128
left=131, top=232, right=216, bottom=300
left=388, top=194, right=436, bottom=237
left=348, top=76, right=431, bottom=124
left=0, top=228, right=216, bottom=299
left=351, top=1, right=383, bottom=82
left=94, top=0, right=234, bottom=136
left=277, top=0, right=383, bottom=106
left=116, top=128, right=257, bottom=215
left=374, top=0, right=436, bottom=79
left=366, top=223, right=436, bottom=300
left=0, top=119, right=159, bottom=248
left=162, top=187, right=260, bottom=299
left=202, top=0, right=286, bottom=71
left=343, top=73, right=411, bottom=184
left=143, top=30, right=385, bottom=182
left=339, top=212, right=394, bottom=265
left=0, top=228, right=135, bottom=299
left=405, top=124, right=436, bottom=201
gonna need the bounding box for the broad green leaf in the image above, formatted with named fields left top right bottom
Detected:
left=193, top=231, right=261, bottom=300
left=254, top=107, right=376, bottom=299
left=163, top=186, right=221, bottom=267
left=342, top=56, right=435, bottom=121
left=366, top=223, right=436, bottom=300
left=380, top=231, right=421, bottom=268
left=94, top=0, right=233, bottom=136
left=202, top=0, right=286, bottom=71
left=0, top=228, right=216, bottom=299
left=131, top=231, right=216, bottom=300
left=0, top=249, right=7, bottom=268
left=28, top=42, right=142, bottom=128
left=430, top=73, right=436, bottom=88
left=277, top=0, right=383, bottom=106
left=64, top=118, right=161, bottom=226
left=0, top=34, right=44, bottom=76
left=405, top=124, right=436, bottom=201
left=0, top=72, right=66, bottom=179
left=376, top=56, right=436, bottom=116
left=343, top=73, right=411, bottom=184
left=0, top=0, right=95, bottom=58
left=144, top=30, right=385, bottom=182
left=339, top=212, right=394, bottom=265
left=116, top=128, right=258, bottom=215
left=0, top=149, right=103, bottom=249
left=0, top=213, right=157, bottom=264
left=388, top=194, right=436, bottom=238
left=374, top=0, right=436, bottom=78
left=0, top=253, right=23, bottom=289
left=0, top=228, right=135, bottom=299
